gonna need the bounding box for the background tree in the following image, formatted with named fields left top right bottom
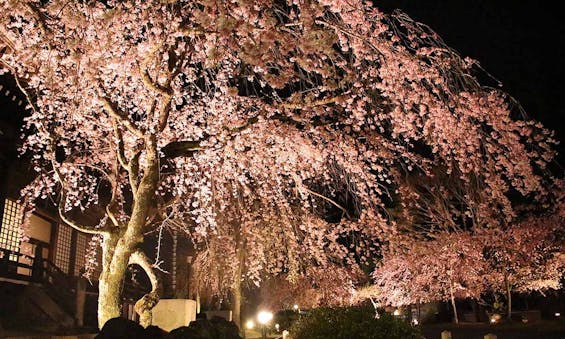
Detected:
left=189, top=171, right=367, bottom=326
left=0, top=0, right=556, bottom=328
left=372, top=232, right=485, bottom=323
left=479, top=215, right=564, bottom=319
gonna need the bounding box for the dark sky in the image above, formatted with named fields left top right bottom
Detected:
left=377, top=1, right=565, bottom=165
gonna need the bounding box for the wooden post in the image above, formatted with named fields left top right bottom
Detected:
left=75, top=276, right=86, bottom=327
left=441, top=330, right=452, bottom=339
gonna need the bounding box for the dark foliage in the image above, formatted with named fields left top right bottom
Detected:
left=289, top=306, right=421, bottom=339
left=167, top=316, right=241, bottom=339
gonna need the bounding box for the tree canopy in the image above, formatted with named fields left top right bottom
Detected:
left=0, top=0, right=558, bottom=327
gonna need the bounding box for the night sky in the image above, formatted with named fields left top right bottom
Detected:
left=378, top=0, right=565, bottom=165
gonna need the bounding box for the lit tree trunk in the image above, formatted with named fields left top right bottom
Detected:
left=131, top=250, right=162, bottom=328
left=505, top=275, right=512, bottom=320
left=449, top=281, right=459, bottom=324
left=97, top=135, right=161, bottom=328
left=97, top=236, right=131, bottom=328
left=97, top=262, right=127, bottom=328
left=232, top=232, right=246, bottom=328
left=232, top=274, right=242, bottom=328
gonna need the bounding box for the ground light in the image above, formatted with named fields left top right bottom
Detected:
left=257, top=311, right=273, bottom=339
left=293, top=304, right=301, bottom=319
left=243, top=319, right=254, bottom=339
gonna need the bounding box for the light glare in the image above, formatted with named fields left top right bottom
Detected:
left=257, top=311, right=273, bottom=325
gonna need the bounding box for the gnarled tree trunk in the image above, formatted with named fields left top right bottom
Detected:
left=97, top=136, right=161, bottom=328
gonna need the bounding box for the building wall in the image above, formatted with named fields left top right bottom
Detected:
left=0, top=197, right=92, bottom=278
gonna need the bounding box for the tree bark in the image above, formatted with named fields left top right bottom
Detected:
left=449, top=281, right=459, bottom=324
left=98, top=262, right=127, bottom=328
left=505, top=275, right=512, bottom=320
left=97, top=137, right=160, bottom=328
left=97, top=234, right=123, bottom=329
left=232, top=277, right=242, bottom=328
left=232, top=233, right=246, bottom=328
left=97, top=238, right=133, bottom=328
left=131, top=250, right=162, bottom=328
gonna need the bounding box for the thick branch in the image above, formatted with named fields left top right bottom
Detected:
left=57, top=189, right=107, bottom=235
left=100, top=95, right=144, bottom=138
left=140, top=44, right=173, bottom=97
left=129, top=250, right=162, bottom=328
left=129, top=151, right=141, bottom=197
left=112, top=119, right=130, bottom=170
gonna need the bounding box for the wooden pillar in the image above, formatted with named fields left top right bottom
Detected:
left=75, top=276, right=86, bottom=327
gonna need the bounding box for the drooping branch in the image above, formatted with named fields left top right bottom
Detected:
left=129, top=249, right=162, bottom=328
left=302, top=186, right=350, bottom=218
left=53, top=164, right=110, bottom=235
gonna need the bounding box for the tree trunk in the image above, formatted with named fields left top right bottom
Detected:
left=232, top=233, right=246, bottom=329
left=449, top=282, right=459, bottom=324
left=96, top=136, right=160, bottom=329
left=97, top=237, right=133, bottom=328
left=232, top=278, right=242, bottom=329
left=505, top=275, right=512, bottom=320
left=98, top=264, right=126, bottom=328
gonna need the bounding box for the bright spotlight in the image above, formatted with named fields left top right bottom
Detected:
left=257, top=311, right=273, bottom=325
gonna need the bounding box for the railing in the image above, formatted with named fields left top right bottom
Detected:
left=0, top=247, right=37, bottom=282
left=0, top=247, right=77, bottom=312
left=0, top=247, right=151, bottom=319
left=40, top=257, right=77, bottom=314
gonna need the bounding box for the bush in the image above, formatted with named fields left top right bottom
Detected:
left=289, top=306, right=420, bottom=339
left=167, top=317, right=241, bottom=339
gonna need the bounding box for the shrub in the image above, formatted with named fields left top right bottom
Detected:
left=289, top=306, right=420, bottom=339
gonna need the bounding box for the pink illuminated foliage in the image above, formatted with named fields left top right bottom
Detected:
left=369, top=213, right=563, bottom=321
left=0, top=0, right=559, bottom=324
